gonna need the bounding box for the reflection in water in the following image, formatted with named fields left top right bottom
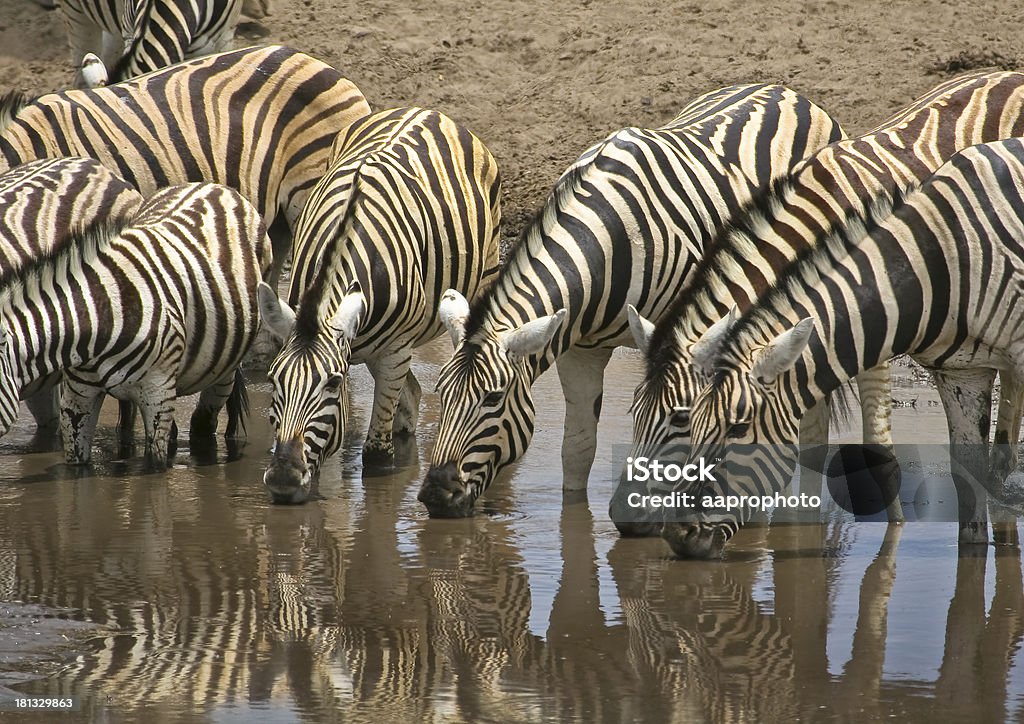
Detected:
left=0, top=344, right=1022, bottom=721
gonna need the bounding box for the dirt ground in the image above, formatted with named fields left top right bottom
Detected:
left=1, top=0, right=1023, bottom=249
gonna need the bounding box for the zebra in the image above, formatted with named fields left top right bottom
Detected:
left=0, top=44, right=371, bottom=285
left=0, top=182, right=272, bottom=466
left=59, top=0, right=242, bottom=88
left=0, top=156, right=144, bottom=431
left=257, top=107, right=500, bottom=504
left=676, top=137, right=1024, bottom=558
left=620, top=70, right=1024, bottom=538
left=417, top=83, right=844, bottom=517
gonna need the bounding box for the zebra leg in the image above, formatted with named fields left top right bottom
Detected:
left=138, top=378, right=178, bottom=469
left=189, top=372, right=236, bottom=439
left=393, top=369, right=422, bottom=437
left=932, top=368, right=995, bottom=546
left=59, top=377, right=104, bottom=465
left=990, top=373, right=1023, bottom=546
left=789, top=399, right=829, bottom=524
left=363, top=350, right=414, bottom=463
left=856, top=363, right=904, bottom=524
left=555, top=345, right=613, bottom=491
left=25, top=383, right=60, bottom=430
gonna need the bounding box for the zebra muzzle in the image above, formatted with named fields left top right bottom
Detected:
left=418, top=462, right=474, bottom=518
left=264, top=438, right=313, bottom=504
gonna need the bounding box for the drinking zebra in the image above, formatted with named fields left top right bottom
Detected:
left=59, top=0, right=242, bottom=87
left=0, top=182, right=273, bottom=466
left=257, top=107, right=500, bottom=504
left=418, top=83, right=844, bottom=517
left=677, top=137, right=1024, bottom=558
left=0, top=44, right=371, bottom=285
left=619, top=70, right=1024, bottom=539
left=0, top=156, right=144, bottom=430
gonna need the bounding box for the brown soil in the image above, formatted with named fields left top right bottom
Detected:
left=1, top=1, right=1023, bottom=250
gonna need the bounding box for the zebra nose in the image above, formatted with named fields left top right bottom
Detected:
left=418, top=462, right=474, bottom=518
left=661, top=522, right=727, bottom=560
left=264, top=438, right=309, bottom=504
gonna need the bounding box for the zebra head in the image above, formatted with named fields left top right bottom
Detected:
left=419, top=289, right=566, bottom=517
left=610, top=307, right=733, bottom=537
left=664, top=317, right=814, bottom=559
left=0, top=326, right=17, bottom=436
left=257, top=281, right=366, bottom=504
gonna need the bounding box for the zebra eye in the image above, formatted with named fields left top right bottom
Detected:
left=481, top=390, right=503, bottom=408
left=727, top=421, right=751, bottom=439
left=670, top=407, right=690, bottom=428
left=324, top=374, right=345, bottom=394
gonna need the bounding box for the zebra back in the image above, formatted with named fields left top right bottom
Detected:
left=461, top=83, right=843, bottom=372
left=0, top=156, right=143, bottom=270
left=0, top=45, right=370, bottom=278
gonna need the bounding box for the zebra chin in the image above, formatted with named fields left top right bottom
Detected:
left=660, top=521, right=732, bottom=560
left=418, top=462, right=476, bottom=518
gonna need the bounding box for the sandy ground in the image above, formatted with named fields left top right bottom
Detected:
left=1, top=0, right=1022, bottom=250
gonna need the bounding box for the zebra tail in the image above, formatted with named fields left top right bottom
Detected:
left=225, top=369, right=250, bottom=439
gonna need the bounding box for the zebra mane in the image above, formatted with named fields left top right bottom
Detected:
left=0, top=217, right=127, bottom=303
left=0, top=91, right=31, bottom=133
left=293, top=177, right=364, bottom=344
left=722, top=184, right=914, bottom=361
left=107, top=0, right=157, bottom=84
left=643, top=173, right=800, bottom=378
left=462, top=163, right=590, bottom=341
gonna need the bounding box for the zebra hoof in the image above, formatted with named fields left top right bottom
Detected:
left=661, top=522, right=727, bottom=560
left=363, top=439, right=395, bottom=465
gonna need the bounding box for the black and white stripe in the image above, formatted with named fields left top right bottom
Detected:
left=59, top=0, right=242, bottom=87
left=623, top=70, right=1024, bottom=544
left=0, top=182, right=271, bottom=466
left=0, top=44, right=371, bottom=284
left=0, top=156, right=143, bottom=430
left=680, top=137, right=1024, bottom=557
left=418, top=83, right=844, bottom=517
left=257, top=107, right=500, bottom=504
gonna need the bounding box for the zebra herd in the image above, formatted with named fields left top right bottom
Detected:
left=7, top=1, right=1024, bottom=561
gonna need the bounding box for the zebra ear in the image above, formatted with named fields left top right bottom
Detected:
left=438, top=289, right=470, bottom=349
left=257, top=282, right=296, bottom=341
left=329, top=282, right=366, bottom=344
left=750, top=318, right=815, bottom=384
left=80, top=53, right=108, bottom=88
left=626, top=305, right=655, bottom=355
left=690, top=308, right=738, bottom=375
left=500, top=309, right=567, bottom=363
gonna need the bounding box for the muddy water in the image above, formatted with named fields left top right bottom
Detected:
left=0, top=342, right=1022, bottom=722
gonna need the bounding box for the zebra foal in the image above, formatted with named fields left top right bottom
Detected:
left=0, top=182, right=273, bottom=466
left=257, top=107, right=500, bottom=504
left=59, top=0, right=242, bottom=87
left=679, top=138, right=1024, bottom=557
